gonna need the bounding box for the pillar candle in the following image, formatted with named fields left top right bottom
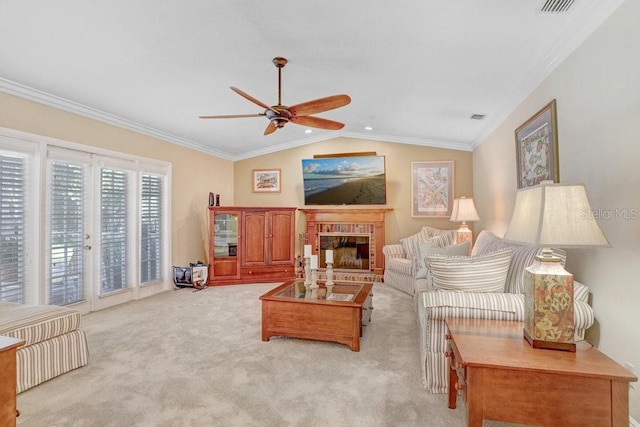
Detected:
left=304, top=244, right=312, bottom=257
left=326, top=249, right=333, bottom=263
left=310, top=254, right=318, bottom=269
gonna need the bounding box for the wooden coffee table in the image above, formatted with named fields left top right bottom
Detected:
left=259, top=279, right=373, bottom=351
left=445, top=317, right=637, bottom=427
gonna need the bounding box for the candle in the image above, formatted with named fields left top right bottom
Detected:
left=310, top=254, right=318, bottom=269
left=304, top=244, right=312, bottom=257
left=326, top=249, right=333, bottom=263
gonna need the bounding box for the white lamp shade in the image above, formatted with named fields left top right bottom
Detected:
left=450, top=197, right=480, bottom=223
left=504, top=183, right=610, bottom=247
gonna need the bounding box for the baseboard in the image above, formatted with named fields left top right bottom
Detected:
left=630, top=415, right=640, bottom=427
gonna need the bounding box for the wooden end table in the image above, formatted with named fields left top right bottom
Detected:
left=445, top=317, right=637, bottom=427
left=1, top=336, right=24, bottom=427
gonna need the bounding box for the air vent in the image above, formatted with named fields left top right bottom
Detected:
left=540, top=0, right=575, bottom=13
left=470, top=114, right=486, bottom=120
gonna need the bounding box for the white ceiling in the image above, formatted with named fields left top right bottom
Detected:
left=0, top=1, right=624, bottom=160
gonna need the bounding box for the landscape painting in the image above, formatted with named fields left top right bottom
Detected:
left=302, top=155, right=386, bottom=205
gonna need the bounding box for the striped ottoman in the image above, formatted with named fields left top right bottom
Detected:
left=0, top=302, right=89, bottom=392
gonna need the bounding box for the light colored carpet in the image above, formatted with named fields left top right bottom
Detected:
left=16, top=283, right=519, bottom=427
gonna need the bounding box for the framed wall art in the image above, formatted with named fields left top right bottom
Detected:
left=515, top=99, right=559, bottom=189
left=411, top=161, right=454, bottom=218
left=252, top=169, right=281, bottom=193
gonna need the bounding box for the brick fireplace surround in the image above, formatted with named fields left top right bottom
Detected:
left=300, top=208, right=391, bottom=276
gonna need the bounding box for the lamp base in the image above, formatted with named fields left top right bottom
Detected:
left=523, top=328, right=576, bottom=352
left=456, top=223, right=473, bottom=255
left=523, top=251, right=576, bottom=352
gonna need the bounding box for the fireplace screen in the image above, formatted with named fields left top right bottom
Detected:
left=318, top=233, right=370, bottom=271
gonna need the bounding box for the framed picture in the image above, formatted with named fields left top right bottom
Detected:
left=411, top=161, right=454, bottom=218
left=252, top=169, right=281, bottom=193
left=515, top=99, right=559, bottom=189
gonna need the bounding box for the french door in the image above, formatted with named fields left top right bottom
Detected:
left=1, top=128, right=170, bottom=311
left=45, top=151, right=168, bottom=312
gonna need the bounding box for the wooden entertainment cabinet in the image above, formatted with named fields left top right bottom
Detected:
left=207, top=207, right=296, bottom=285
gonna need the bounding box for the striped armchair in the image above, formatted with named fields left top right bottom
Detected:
left=0, top=302, right=89, bottom=392
left=416, top=230, right=595, bottom=393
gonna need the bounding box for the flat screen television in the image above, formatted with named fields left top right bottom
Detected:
left=301, top=155, right=386, bottom=205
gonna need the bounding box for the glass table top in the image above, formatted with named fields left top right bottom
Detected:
left=272, top=279, right=366, bottom=301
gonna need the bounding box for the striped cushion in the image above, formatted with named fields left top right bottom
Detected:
left=422, top=226, right=455, bottom=240
left=471, top=231, right=566, bottom=294
left=401, top=229, right=456, bottom=274
left=426, top=248, right=513, bottom=293
left=415, top=241, right=470, bottom=278
left=400, top=229, right=429, bottom=263
left=0, top=302, right=82, bottom=346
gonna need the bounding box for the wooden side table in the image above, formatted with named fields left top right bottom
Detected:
left=445, top=317, right=637, bottom=427
left=0, top=336, right=25, bottom=427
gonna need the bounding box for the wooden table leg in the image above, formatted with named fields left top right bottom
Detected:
left=448, top=359, right=458, bottom=409
left=466, top=368, right=483, bottom=427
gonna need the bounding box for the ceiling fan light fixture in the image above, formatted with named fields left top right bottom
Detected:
left=200, top=57, right=351, bottom=136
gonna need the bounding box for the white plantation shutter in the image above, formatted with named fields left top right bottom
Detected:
left=140, top=174, right=162, bottom=284
left=0, top=154, right=26, bottom=303
left=101, top=168, right=128, bottom=294
left=48, top=160, right=86, bottom=305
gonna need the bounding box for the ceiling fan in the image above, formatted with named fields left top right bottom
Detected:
left=199, top=57, right=351, bottom=135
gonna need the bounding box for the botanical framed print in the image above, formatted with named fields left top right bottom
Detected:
left=252, top=169, right=281, bottom=193
left=515, top=99, right=559, bottom=189
left=411, top=161, right=454, bottom=218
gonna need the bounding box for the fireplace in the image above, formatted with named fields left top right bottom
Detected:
left=300, top=208, right=391, bottom=275
left=319, top=233, right=371, bottom=271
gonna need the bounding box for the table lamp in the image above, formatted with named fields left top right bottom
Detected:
left=504, top=182, right=609, bottom=351
left=450, top=196, right=480, bottom=253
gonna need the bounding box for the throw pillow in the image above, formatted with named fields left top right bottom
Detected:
left=415, top=241, right=470, bottom=279
left=426, top=248, right=513, bottom=293
left=399, top=229, right=429, bottom=261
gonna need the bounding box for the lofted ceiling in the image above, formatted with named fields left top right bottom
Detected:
left=0, top=1, right=624, bottom=161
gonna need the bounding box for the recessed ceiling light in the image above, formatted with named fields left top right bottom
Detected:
left=364, top=126, right=373, bottom=131
left=305, top=129, right=312, bottom=134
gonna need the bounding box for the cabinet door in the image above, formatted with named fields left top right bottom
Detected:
left=268, top=210, right=295, bottom=265
left=242, top=211, right=267, bottom=266
left=209, top=210, right=240, bottom=280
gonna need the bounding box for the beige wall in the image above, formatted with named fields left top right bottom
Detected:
left=234, top=137, right=473, bottom=253
left=473, top=0, right=640, bottom=419
left=0, top=92, right=233, bottom=266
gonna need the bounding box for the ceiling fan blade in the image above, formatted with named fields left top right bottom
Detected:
left=199, top=113, right=265, bottom=119
left=289, top=94, right=351, bottom=117
left=264, top=122, right=278, bottom=135
left=230, top=86, right=274, bottom=111
left=291, top=115, right=345, bottom=130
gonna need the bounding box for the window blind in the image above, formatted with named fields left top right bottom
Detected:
left=140, top=174, right=162, bottom=284
left=0, top=155, right=25, bottom=303
left=101, top=168, right=128, bottom=294
left=48, top=161, right=85, bottom=305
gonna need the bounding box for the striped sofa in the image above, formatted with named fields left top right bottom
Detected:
left=384, top=230, right=595, bottom=393
left=0, top=302, right=89, bottom=392
left=382, top=226, right=458, bottom=297
left=419, top=230, right=595, bottom=392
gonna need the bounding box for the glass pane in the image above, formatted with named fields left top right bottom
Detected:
left=140, top=174, right=162, bottom=283
left=101, top=168, right=127, bottom=294
left=0, top=155, right=25, bottom=303
left=213, top=213, right=238, bottom=257
left=49, top=161, right=85, bottom=305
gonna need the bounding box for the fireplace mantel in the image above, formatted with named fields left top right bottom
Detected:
left=300, top=208, right=392, bottom=275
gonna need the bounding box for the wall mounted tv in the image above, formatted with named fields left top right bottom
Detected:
left=301, top=155, right=386, bottom=205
